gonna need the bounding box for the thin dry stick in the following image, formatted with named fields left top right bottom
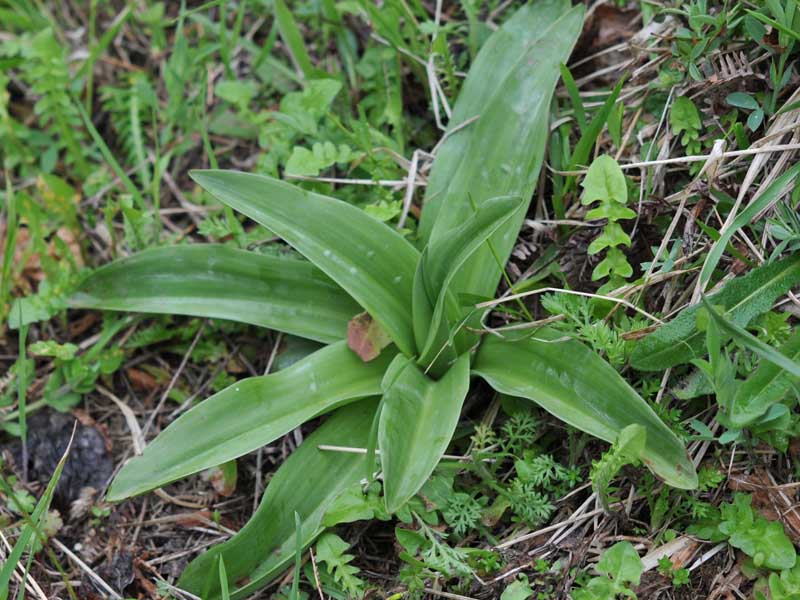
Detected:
left=284, top=174, right=415, bottom=187
left=130, top=496, right=149, bottom=548
left=51, top=538, right=123, bottom=600
left=0, top=530, right=49, bottom=600
left=254, top=332, right=284, bottom=513
left=317, top=444, right=470, bottom=462
left=547, top=493, right=598, bottom=548
left=640, top=138, right=726, bottom=301
left=477, top=287, right=664, bottom=324
left=398, top=149, right=421, bottom=229
left=427, top=54, right=452, bottom=130
left=309, top=547, right=325, bottom=600
left=141, top=321, right=206, bottom=439
left=688, top=542, right=727, bottom=572
left=497, top=506, right=603, bottom=550
left=424, top=589, right=478, bottom=600
left=430, top=114, right=480, bottom=156
left=554, top=142, right=800, bottom=175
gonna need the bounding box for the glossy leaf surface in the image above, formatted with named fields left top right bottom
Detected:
left=474, top=329, right=697, bottom=489
left=191, top=170, right=420, bottom=356
left=379, top=353, right=470, bottom=512
left=179, top=400, right=378, bottom=600
left=108, top=342, right=393, bottom=500
left=418, top=4, right=584, bottom=298
left=418, top=0, right=572, bottom=241
left=413, top=195, right=522, bottom=371
left=69, top=245, right=361, bottom=343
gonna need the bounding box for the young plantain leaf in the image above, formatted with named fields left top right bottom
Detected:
left=474, top=329, right=697, bottom=489
left=190, top=170, right=420, bottom=356
left=631, top=254, right=800, bottom=371
left=418, top=5, right=584, bottom=299
left=728, top=328, right=800, bottom=427
left=179, top=399, right=378, bottom=600
left=108, top=342, right=394, bottom=500
left=379, top=353, right=470, bottom=512
left=69, top=245, right=361, bottom=343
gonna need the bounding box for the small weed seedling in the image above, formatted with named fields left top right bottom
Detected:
left=572, top=541, right=643, bottom=600
left=580, top=155, right=636, bottom=288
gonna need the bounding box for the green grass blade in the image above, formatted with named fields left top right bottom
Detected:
left=702, top=296, right=800, bottom=379
left=379, top=353, right=470, bottom=512
left=218, top=558, right=230, bottom=600
left=559, top=62, right=587, bottom=132
left=418, top=5, right=584, bottom=298
left=729, top=329, right=800, bottom=427
left=191, top=170, right=420, bottom=356
left=567, top=79, right=623, bottom=172
left=474, top=329, right=697, bottom=490
left=178, top=400, right=378, bottom=600
left=17, top=318, right=27, bottom=481
left=274, top=0, right=320, bottom=79
left=77, top=6, right=132, bottom=79
left=290, top=512, right=301, bottom=600
left=69, top=245, right=360, bottom=344
left=107, top=342, right=394, bottom=500
left=700, top=163, right=800, bottom=288
left=74, top=96, right=144, bottom=208
left=0, top=427, right=72, bottom=599
left=631, top=254, right=800, bottom=370
left=1, top=173, right=18, bottom=322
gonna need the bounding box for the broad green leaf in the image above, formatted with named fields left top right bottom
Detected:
left=107, top=342, right=394, bottom=500
left=596, top=541, right=643, bottom=585
left=592, top=246, right=633, bottom=280
left=191, top=170, right=420, bottom=356
left=736, top=520, right=797, bottom=570
left=418, top=4, right=584, bottom=298
left=670, top=96, right=702, bottom=133
left=728, top=329, right=800, bottom=427
left=413, top=195, right=523, bottom=372
left=722, top=501, right=797, bottom=571
left=417, top=0, right=571, bottom=243
left=179, top=400, right=378, bottom=600
left=769, top=563, right=800, bottom=598
left=379, top=353, right=470, bottom=512
left=631, top=254, right=800, bottom=370
left=726, top=91, right=760, bottom=111
left=501, top=577, right=534, bottom=600
left=474, top=329, right=697, bottom=489
left=581, top=154, right=627, bottom=206
left=274, top=0, right=324, bottom=79
left=587, top=222, right=632, bottom=255
left=69, top=245, right=361, bottom=344
left=700, top=163, right=800, bottom=288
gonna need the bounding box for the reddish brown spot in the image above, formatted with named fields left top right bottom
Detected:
left=347, top=312, right=391, bottom=362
